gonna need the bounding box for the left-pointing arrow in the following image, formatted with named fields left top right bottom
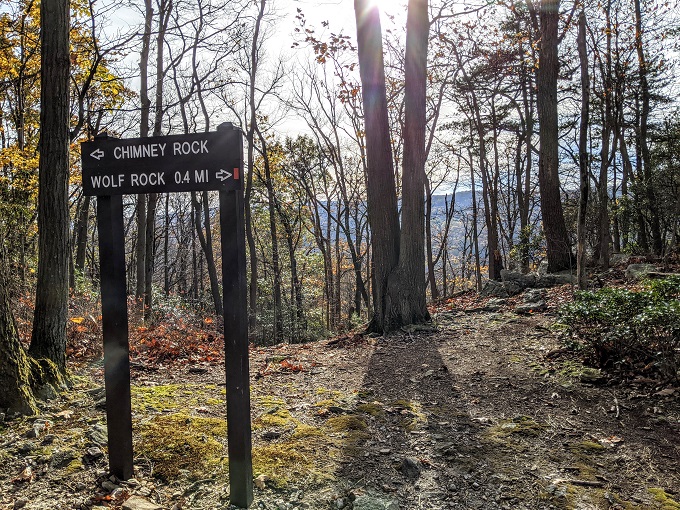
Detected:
left=90, top=148, right=105, bottom=160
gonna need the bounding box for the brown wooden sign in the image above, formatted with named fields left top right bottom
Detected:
left=83, top=123, right=253, bottom=508
left=82, top=129, right=242, bottom=196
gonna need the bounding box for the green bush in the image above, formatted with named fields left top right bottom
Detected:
left=557, top=276, right=680, bottom=381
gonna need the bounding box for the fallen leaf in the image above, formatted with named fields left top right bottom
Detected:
left=254, top=474, right=269, bottom=489
left=280, top=360, right=303, bottom=372
left=654, top=388, right=676, bottom=397
left=12, top=466, right=33, bottom=484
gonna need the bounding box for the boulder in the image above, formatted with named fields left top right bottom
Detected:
left=625, top=263, right=657, bottom=280
left=353, top=495, right=399, bottom=510
left=536, top=271, right=575, bottom=287
left=121, top=496, right=164, bottom=510
left=500, top=270, right=537, bottom=290
left=480, top=280, right=509, bottom=298
left=610, top=253, right=631, bottom=267
left=515, top=300, right=547, bottom=314
left=523, top=288, right=546, bottom=303
left=484, top=298, right=507, bottom=312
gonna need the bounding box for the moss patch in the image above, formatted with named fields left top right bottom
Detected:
left=292, top=424, right=324, bottom=439
left=65, top=459, right=84, bottom=474
left=485, top=416, right=547, bottom=440
left=253, top=396, right=296, bottom=430
left=136, top=413, right=227, bottom=481
left=570, top=441, right=605, bottom=453
left=252, top=442, right=311, bottom=487
left=356, top=402, right=385, bottom=418
left=326, top=415, right=367, bottom=433
left=649, top=488, right=680, bottom=509
left=131, top=384, right=221, bottom=413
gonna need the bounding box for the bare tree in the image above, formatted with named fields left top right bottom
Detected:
left=29, top=0, right=71, bottom=369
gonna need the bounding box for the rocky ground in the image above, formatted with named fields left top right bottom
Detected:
left=1, top=287, right=678, bottom=510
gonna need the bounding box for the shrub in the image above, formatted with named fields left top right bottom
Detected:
left=557, top=276, right=680, bottom=381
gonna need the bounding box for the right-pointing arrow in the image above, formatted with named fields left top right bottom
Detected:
left=216, top=169, right=232, bottom=181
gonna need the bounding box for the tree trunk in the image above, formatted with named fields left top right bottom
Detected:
left=354, top=0, right=400, bottom=333
left=136, top=0, right=152, bottom=303
left=425, top=177, right=439, bottom=300
left=29, top=0, right=70, bottom=370
left=489, top=99, right=504, bottom=279
left=163, top=193, right=170, bottom=295
left=535, top=0, right=572, bottom=272
left=192, top=192, right=223, bottom=316
left=0, top=271, right=38, bottom=415
left=469, top=148, right=483, bottom=291
left=634, top=0, right=663, bottom=255
left=144, top=192, right=157, bottom=317
left=244, top=0, right=266, bottom=337
left=576, top=11, right=589, bottom=290
left=74, top=194, right=91, bottom=279
left=518, top=40, right=534, bottom=273
left=384, top=0, right=430, bottom=330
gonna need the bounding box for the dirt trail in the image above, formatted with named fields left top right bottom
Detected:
left=0, top=308, right=678, bottom=509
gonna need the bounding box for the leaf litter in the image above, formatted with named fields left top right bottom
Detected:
left=0, top=292, right=678, bottom=509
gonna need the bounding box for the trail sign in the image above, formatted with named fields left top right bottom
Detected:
left=83, top=124, right=253, bottom=508
left=81, top=129, right=242, bottom=196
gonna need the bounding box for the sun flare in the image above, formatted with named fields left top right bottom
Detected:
left=366, top=0, right=389, bottom=16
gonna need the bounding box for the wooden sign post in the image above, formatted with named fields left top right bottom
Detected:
left=82, top=123, right=253, bottom=508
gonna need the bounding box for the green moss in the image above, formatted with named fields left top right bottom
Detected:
left=572, top=462, right=599, bottom=481
left=251, top=423, right=336, bottom=487
left=392, top=400, right=427, bottom=432
left=136, top=413, right=227, bottom=481
left=326, top=415, right=367, bottom=433
left=570, top=441, right=605, bottom=453
left=252, top=442, right=310, bottom=487
left=393, top=399, right=417, bottom=411
left=65, top=459, right=84, bottom=474
left=314, top=399, right=339, bottom=408
left=649, top=488, right=680, bottom=509
left=253, top=397, right=295, bottom=430
left=315, top=388, right=345, bottom=400
left=292, top=424, right=324, bottom=439
left=356, top=402, right=385, bottom=418
left=131, top=384, right=218, bottom=412
left=485, top=416, right=547, bottom=440
left=257, top=396, right=286, bottom=407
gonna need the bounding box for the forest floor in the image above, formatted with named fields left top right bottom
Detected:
left=0, top=286, right=679, bottom=510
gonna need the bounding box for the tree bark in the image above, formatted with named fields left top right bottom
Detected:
left=425, top=178, right=438, bottom=300
left=29, top=0, right=70, bottom=370
left=192, top=192, right=223, bottom=316
left=0, top=271, right=38, bottom=415
left=576, top=11, right=589, bottom=289
left=634, top=0, right=663, bottom=255
left=468, top=147, right=483, bottom=291
left=136, top=0, right=153, bottom=302
left=354, top=0, right=400, bottom=332
left=534, top=0, right=572, bottom=272
left=74, top=194, right=91, bottom=279
left=384, top=0, right=430, bottom=330
left=143, top=0, right=171, bottom=317
left=244, top=0, right=266, bottom=336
